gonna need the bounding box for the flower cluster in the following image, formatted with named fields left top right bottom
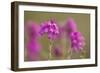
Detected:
left=66, top=18, right=85, bottom=52
left=70, top=32, right=85, bottom=52
left=39, top=19, right=59, bottom=40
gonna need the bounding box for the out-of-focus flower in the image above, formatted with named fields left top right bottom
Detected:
left=53, top=47, right=62, bottom=57
left=25, top=21, right=41, bottom=61
left=63, top=17, right=77, bottom=35
left=25, top=21, right=40, bottom=39
left=27, top=40, right=41, bottom=61
left=27, top=40, right=41, bottom=54
left=65, top=18, right=85, bottom=52
left=39, top=19, right=59, bottom=40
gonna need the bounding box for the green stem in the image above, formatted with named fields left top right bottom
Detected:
left=49, top=40, right=53, bottom=60
left=49, top=44, right=52, bottom=59
left=67, top=48, right=72, bottom=59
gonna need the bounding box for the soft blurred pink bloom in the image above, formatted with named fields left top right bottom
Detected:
left=25, top=21, right=41, bottom=60
left=53, top=47, right=62, bottom=57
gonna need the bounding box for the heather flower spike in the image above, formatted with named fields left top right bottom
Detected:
left=26, top=21, right=40, bottom=39
left=39, top=19, right=59, bottom=40
left=66, top=18, right=85, bottom=52
left=39, top=19, right=60, bottom=59
left=26, top=21, right=41, bottom=60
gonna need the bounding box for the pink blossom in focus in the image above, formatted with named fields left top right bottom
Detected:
left=39, top=19, right=59, bottom=40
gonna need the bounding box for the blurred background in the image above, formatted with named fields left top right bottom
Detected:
left=24, top=11, right=90, bottom=61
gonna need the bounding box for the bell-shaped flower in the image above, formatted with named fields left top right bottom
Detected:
left=39, top=19, right=59, bottom=40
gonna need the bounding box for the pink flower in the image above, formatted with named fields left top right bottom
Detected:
left=65, top=17, right=85, bottom=52
left=25, top=21, right=41, bottom=60
left=70, top=32, right=85, bottom=52
left=25, top=21, right=40, bottom=39
left=39, top=19, right=59, bottom=40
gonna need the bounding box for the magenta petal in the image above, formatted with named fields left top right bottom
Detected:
left=72, top=39, right=77, bottom=44
left=77, top=36, right=85, bottom=42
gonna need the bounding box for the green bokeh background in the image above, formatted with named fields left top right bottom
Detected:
left=24, top=11, right=90, bottom=61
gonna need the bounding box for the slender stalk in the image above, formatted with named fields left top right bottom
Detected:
left=49, top=40, right=53, bottom=60
left=67, top=48, right=72, bottom=59
left=49, top=44, right=52, bottom=59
